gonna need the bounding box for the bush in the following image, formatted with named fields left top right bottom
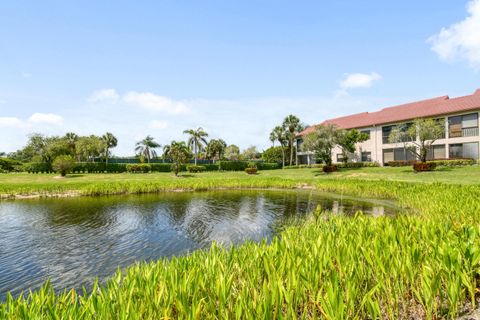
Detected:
left=187, top=165, right=206, bottom=173
left=202, top=164, right=219, bottom=171
left=336, top=162, right=380, bottom=168
left=25, top=162, right=53, bottom=173
left=0, top=158, right=24, bottom=172
left=218, top=161, right=249, bottom=171
left=52, top=156, right=76, bottom=176
left=126, top=164, right=151, bottom=173
left=322, top=165, right=337, bottom=173
left=430, top=159, right=475, bottom=167
left=150, top=163, right=173, bottom=172
left=413, top=162, right=437, bottom=172
left=386, top=160, right=417, bottom=167
left=245, top=167, right=258, bottom=174
left=257, top=162, right=282, bottom=170
left=284, top=164, right=324, bottom=169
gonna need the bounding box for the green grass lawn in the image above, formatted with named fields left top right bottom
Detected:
left=1, top=165, right=479, bottom=199
left=1, top=166, right=480, bottom=318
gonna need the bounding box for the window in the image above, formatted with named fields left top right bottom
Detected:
left=427, top=145, right=446, bottom=160
left=382, top=126, right=394, bottom=144
left=449, top=113, right=479, bottom=138
left=449, top=142, right=479, bottom=159
left=360, top=130, right=370, bottom=140
left=336, top=154, right=344, bottom=163
left=382, top=123, right=413, bottom=144
left=296, top=139, right=303, bottom=151
left=361, top=152, right=372, bottom=162
left=383, top=147, right=416, bottom=162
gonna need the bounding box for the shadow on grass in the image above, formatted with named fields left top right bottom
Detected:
left=65, top=174, right=86, bottom=178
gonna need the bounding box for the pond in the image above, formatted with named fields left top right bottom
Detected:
left=0, top=189, right=398, bottom=300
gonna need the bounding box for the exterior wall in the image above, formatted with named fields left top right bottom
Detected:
left=297, top=110, right=480, bottom=166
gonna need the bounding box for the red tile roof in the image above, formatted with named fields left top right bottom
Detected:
left=298, top=89, right=480, bottom=136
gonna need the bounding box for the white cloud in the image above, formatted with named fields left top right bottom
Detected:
left=0, top=117, right=24, bottom=128
left=340, top=72, right=382, bottom=90
left=28, top=113, right=64, bottom=126
left=149, top=120, right=168, bottom=129
left=88, top=89, right=119, bottom=104
left=123, top=91, right=190, bottom=114
left=428, top=0, right=480, bottom=70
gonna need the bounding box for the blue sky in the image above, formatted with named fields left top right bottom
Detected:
left=1, top=0, right=479, bottom=155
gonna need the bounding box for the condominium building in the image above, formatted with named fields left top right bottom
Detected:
left=296, top=89, right=480, bottom=166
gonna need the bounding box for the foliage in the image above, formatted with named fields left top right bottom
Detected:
left=282, top=115, right=304, bottom=166
left=413, top=162, right=437, bottom=172
left=322, top=164, right=337, bottom=173
left=224, top=144, right=240, bottom=161
left=52, top=155, right=76, bottom=177
left=245, top=167, right=258, bottom=174
left=101, top=132, right=118, bottom=164
left=184, top=127, right=208, bottom=165
left=336, top=129, right=369, bottom=164
left=135, top=136, right=161, bottom=163
left=336, top=162, right=380, bottom=168
left=187, top=165, right=206, bottom=173
left=301, top=124, right=338, bottom=166
left=388, top=118, right=445, bottom=163
left=126, top=164, right=151, bottom=173
left=76, top=135, right=105, bottom=162
left=163, top=141, right=192, bottom=176
left=206, top=139, right=227, bottom=161
left=256, top=162, right=282, bottom=170
left=217, top=161, right=248, bottom=171
left=0, top=158, right=24, bottom=172
left=1, top=178, right=480, bottom=318
left=269, top=126, right=288, bottom=167
left=240, top=146, right=260, bottom=161
left=261, top=146, right=288, bottom=164
left=431, top=158, right=475, bottom=166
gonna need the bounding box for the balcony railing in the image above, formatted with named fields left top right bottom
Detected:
left=449, top=127, right=479, bottom=138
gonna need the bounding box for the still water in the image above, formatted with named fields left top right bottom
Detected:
left=0, top=190, right=397, bottom=299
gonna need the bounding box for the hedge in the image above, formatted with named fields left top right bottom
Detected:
left=336, top=162, right=380, bottom=168
left=25, top=162, right=53, bottom=173
left=387, top=158, right=475, bottom=167
left=217, top=161, right=249, bottom=171
left=187, top=165, right=206, bottom=173
left=257, top=162, right=282, bottom=170
left=126, top=164, right=151, bottom=173
left=0, top=158, right=24, bottom=172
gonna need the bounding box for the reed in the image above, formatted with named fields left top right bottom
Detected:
left=1, top=174, right=479, bottom=318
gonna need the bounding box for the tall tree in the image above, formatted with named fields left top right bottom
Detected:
left=102, top=132, right=118, bottom=164
left=163, top=141, right=192, bottom=176
left=135, top=136, right=160, bottom=163
left=270, top=126, right=288, bottom=168
left=282, top=115, right=304, bottom=166
left=336, top=129, right=369, bottom=164
left=206, top=139, right=227, bottom=162
left=76, top=135, right=104, bottom=162
left=224, top=144, right=240, bottom=161
left=388, top=118, right=445, bottom=163
left=64, top=132, right=78, bottom=156
left=183, top=127, right=208, bottom=165
left=301, top=124, right=338, bottom=166
left=241, top=146, right=260, bottom=160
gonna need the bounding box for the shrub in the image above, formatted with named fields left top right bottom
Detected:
left=245, top=167, right=258, bottom=174
left=322, top=165, right=337, bottom=173
left=25, top=162, right=53, bottom=173
left=386, top=160, right=417, bottom=167
left=52, top=155, right=76, bottom=176
left=430, top=159, right=474, bottom=167
left=257, top=162, right=281, bottom=170
left=413, top=162, right=437, bottom=172
left=126, top=164, right=151, bottom=173
left=336, top=162, right=380, bottom=168
left=202, top=164, right=219, bottom=171
left=187, top=165, right=206, bottom=173
left=0, top=158, right=24, bottom=172
left=218, top=161, right=248, bottom=171
left=150, top=163, right=173, bottom=172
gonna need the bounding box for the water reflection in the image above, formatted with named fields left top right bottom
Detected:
left=0, top=190, right=397, bottom=300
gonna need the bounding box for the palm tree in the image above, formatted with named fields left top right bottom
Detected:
left=282, top=115, right=304, bottom=166
left=102, top=132, right=118, bottom=164
left=135, top=136, right=160, bottom=163
left=183, top=127, right=208, bottom=165
left=163, top=141, right=192, bottom=176
left=270, top=126, right=288, bottom=168
left=269, top=131, right=276, bottom=147
left=64, top=132, right=78, bottom=157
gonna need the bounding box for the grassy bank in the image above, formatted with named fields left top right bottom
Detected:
left=1, top=169, right=480, bottom=318
left=1, top=166, right=480, bottom=199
